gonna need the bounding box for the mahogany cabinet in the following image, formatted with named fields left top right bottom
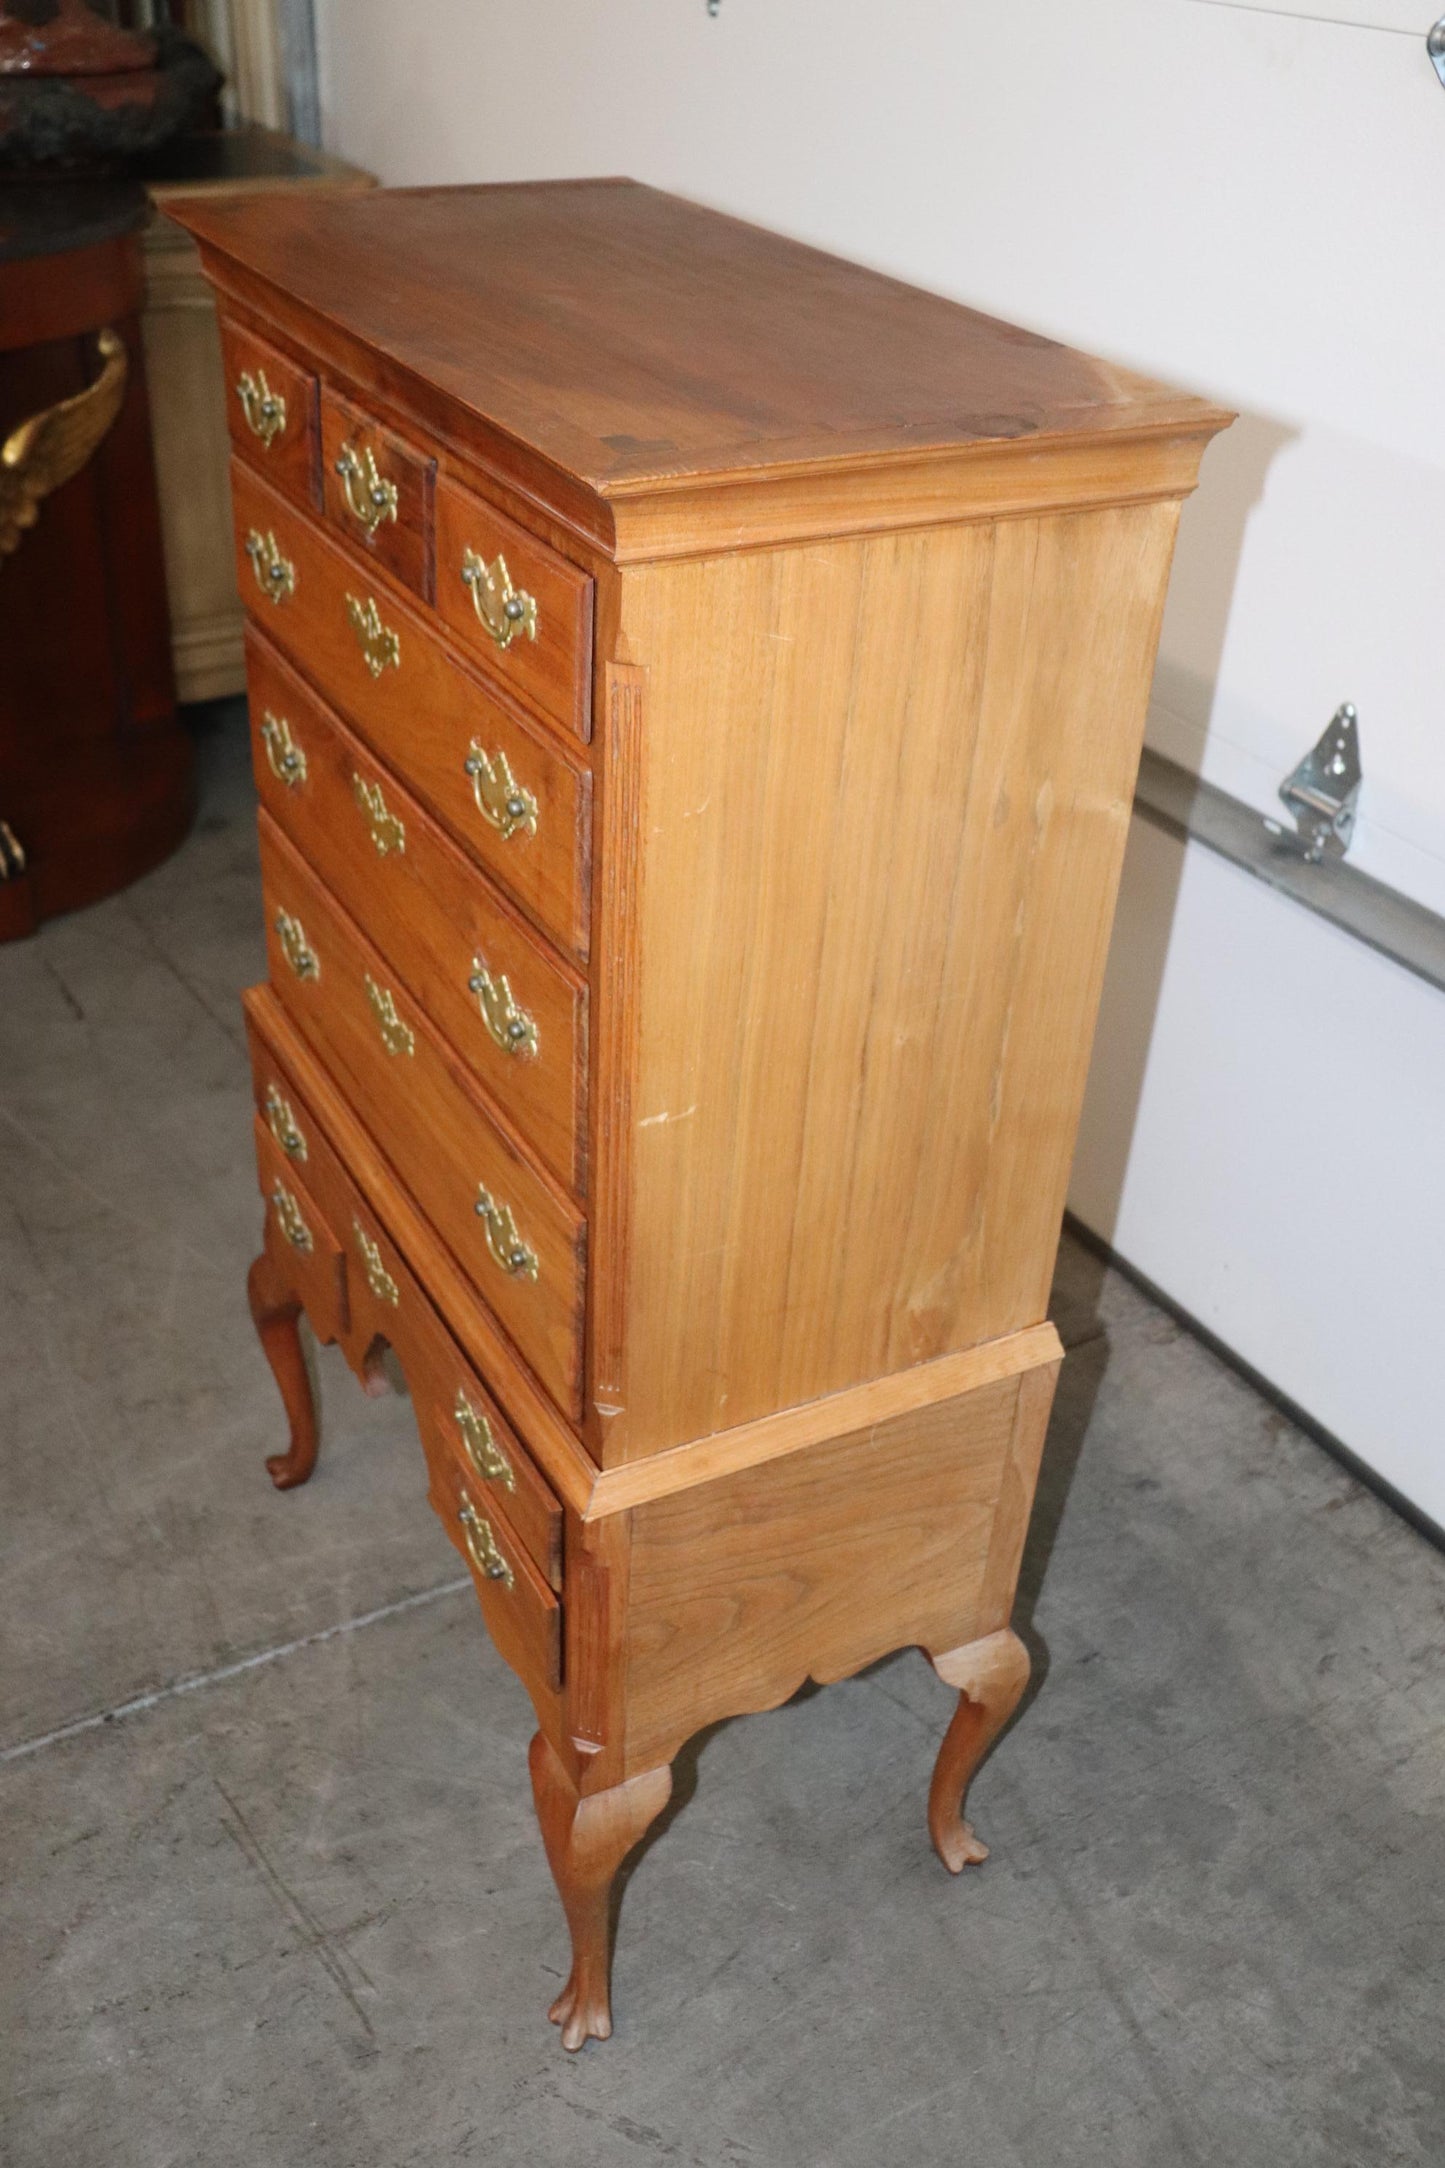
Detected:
left=0, top=186, right=191, bottom=941
left=174, top=179, right=1230, bottom=2048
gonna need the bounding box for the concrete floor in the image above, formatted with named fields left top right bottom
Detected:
left=2, top=708, right=1442, bottom=2168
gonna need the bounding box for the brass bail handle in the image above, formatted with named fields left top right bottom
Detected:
left=335, top=441, right=399, bottom=536
left=460, top=549, right=538, bottom=650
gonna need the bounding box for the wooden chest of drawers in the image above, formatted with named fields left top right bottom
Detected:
left=176, top=180, right=1229, bottom=2050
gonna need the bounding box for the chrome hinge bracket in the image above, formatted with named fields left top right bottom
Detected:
left=1265, top=702, right=1362, bottom=865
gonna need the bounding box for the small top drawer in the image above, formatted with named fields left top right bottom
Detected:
left=321, top=389, right=436, bottom=602
left=221, top=318, right=319, bottom=508
left=435, top=475, right=593, bottom=743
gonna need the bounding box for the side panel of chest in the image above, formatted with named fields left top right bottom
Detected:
left=589, top=503, right=1180, bottom=1464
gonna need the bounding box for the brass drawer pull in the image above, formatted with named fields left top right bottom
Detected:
left=245, top=528, right=296, bottom=604
left=270, top=1179, right=313, bottom=1253
left=264, top=1083, right=307, bottom=1160
left=274, top=907, right=318, bottom=981
left=236, top=367, right=286, bottom=448
left=474, top=1185, right=538, bottom=1280
left=335, top=441, right=399, bottom=536
left=353, top=1219, right=399, bottom=1306
left=352, top=773, right=405, bottom=855
left=455, top=1388, right=515, bottom=1491
left=364, top=973, right=414, bottom=1056
left=468, top=958, right=538, bottom=1057
left=458, top=1495, right=514, bottom=1589
left=259, top=710, right=307, bottom=788
left=460, top=548, right=537, bottom=650
left=463, top=739, right=537, bottom=841
left=346, top=593, right=401, bottom=677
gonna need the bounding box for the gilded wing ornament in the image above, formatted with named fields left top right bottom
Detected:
left=0, top=328, right=128, bottom=565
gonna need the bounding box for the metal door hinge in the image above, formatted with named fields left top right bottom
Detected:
left=1429, top=18, right=1445, bottom=88
left=1265, top=703, right=1362, bottom=864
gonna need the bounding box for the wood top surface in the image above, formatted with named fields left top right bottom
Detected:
left=174, top=178, right=1228, bottom=499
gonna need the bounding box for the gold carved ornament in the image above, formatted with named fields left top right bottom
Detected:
left=1, top=329, right=128, bottom=565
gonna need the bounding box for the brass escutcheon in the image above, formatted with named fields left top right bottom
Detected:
left=454, top=1388, right=514, bottom=1491
left=264, top=1083, right=307, bottom=1160
left=460, top=548, right=537, bottom=650
left=351, top=772, right=405, bottom=855
left=270, top=1180, right=312, bottom=1252
left=274, top=908, right=318, bottom=980
left=346, top=592, right=400, bottom=677
left=463, top=739, right=537, bottom=842
left=468, top=958, right=538, bottom=1058
left=334, top=441, right=399, bottom=537
left=458, top=1495, right=514, bottom=1589
left=353, top=1220, right=399, bottom=1306
left=245, top=529, right=295, bottom=604
left=259, top=711, right=307, bottom=788
left=364, top=973, right=414, bottom=1056
left=474, top=1185, right=538, bottom=1280
left=236, top=367, right=286, bottom=448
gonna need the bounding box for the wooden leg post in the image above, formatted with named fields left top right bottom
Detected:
left=926, top=1627, right=1030, bottom=1873
left=247, top=1248, right=319, bottom=1490
left=528, top=1732, right=673, bottom=2050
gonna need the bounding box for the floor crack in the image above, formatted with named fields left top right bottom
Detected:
left=0, top=1577, right=471, bottom=1768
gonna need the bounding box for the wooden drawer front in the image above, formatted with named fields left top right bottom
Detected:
left=246, top=633, right=587, bottom=1196
left=321, top=389, right=435, bottom=602
left=231, top=461, right=590, bottom=961
left=245, top=1021, right=565, bottom=1591
left=435, top=474, right=593, bottom=743
left=221, top=318, right=319, bottom=508
left=253, top=1118, right=347, bottom=1343
left=258, top=817, right=585, bottom=1419
left=431, top=1441, right=562, bottom=1693
left=419, top=1349, right=562, bottom=1591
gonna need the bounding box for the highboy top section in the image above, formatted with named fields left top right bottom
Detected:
left=174, top=179, right=1229, bottom=554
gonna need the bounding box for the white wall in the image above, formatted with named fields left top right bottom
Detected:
left=313, top=0, right=1445, bottom=1521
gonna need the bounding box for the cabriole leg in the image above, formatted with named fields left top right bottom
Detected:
left=528, top=1732, right=673, bottom=2050
left=247, top=1248, right=319, bottom=1490
left=926, top=1627, right=1030, bottom=1873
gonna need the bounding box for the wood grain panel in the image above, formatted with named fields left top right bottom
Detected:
left=230, top=459, right=592, bottom=960
left=621, top=1378, right=1020, bottom=1775
left=596, top=502, right=1178, bottom=1461
left=246, top=632, right=587, bottom=1194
